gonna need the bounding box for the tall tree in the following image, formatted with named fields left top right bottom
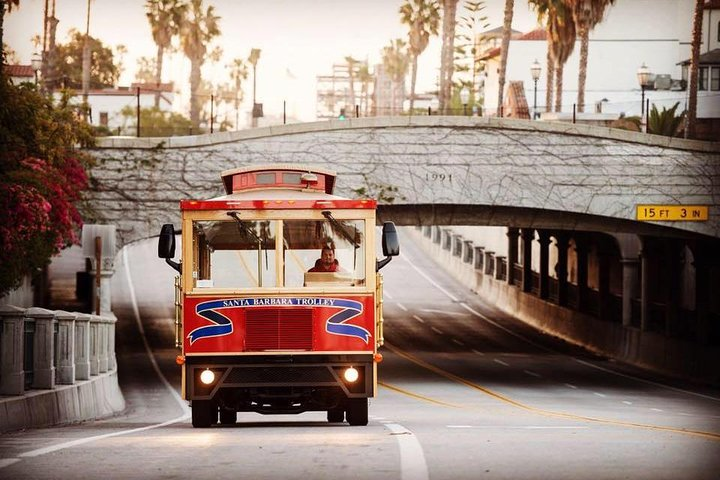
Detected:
left=496, top=0, right=514, bottom=116
left=180, top=0, right=220, bottom=129
left=145, top=0, right=186, bottom=108
left=686, top=0, right=703, bottom=139
left=54, top=29, right=120, bottom=88
left=569, top=0, right=614, bottom=112
left=530, top=0, right=575, bottom=112
left=439, top=0, right=459, bottom=115
left=135, top=56, right=157, bottom=83
left=381, top=38, right=410, bottom=115
left=453, top=1, right=488, bottom=112
left=357, top=62, right=372, bottom=116
left=400, top=0, right=440, bottom=113
left=228, top=57, right=247, bottom=129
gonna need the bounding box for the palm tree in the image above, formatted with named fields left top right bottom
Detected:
left=345, top=56, right=359, bottom=115
left=145, top=0, right=186, bottom=108
left=400, top=0, right=440, bottom=113
left=686, top=0, right=703, bottom=139
left=381, top=39, right=410, bottom=115
left=530, top=0, right=575, bottom=112
left=569, top=0, right=614, bottom=112
left=497, top=0, right=514, bottom=116
left=357, top=62, right=373, bottom=117
left=228, top=58, right=247, bottom=130
left=439, top=0, right=459, bottom=115
left=179, top=0, right=220, bottom=129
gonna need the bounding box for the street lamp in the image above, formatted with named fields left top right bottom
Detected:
left=31, top=53, right=42, bottom=86
left=636, top=62, right=652, bottom=117
left=530, top=59, right=541, bottom=119
left=459, top=86, right=470, bottom=116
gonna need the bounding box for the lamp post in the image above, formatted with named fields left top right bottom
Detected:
left=636, top=62, right=652, bottom=117
left=31, top=53, right=42, bottom=86
left=249, top=48, right=261, bottom=128
left=460, top=86, right=470, bottom=116
left=530, top=59, right=541, bottom=120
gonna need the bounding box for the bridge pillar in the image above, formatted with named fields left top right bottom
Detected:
left=663, top=240, right=681, bottom=337
left=0, top=306, right=26, bottom=395
left=621, top=259, right=640, bottom=328
left=597, top=246, right=612, bottom=322
left=55, top=310, right=76, bottom=384
left=640, top=240, right=651, bottom=332
left=26, top=307, right=55, bottom=389
left=538, top=231, right=551, bottom=300
left=507, top=228, right=519, bottom=286
left=554, top=233, right=570, bottom=306
left=74, top=313, right=91, bottom=380
left=575, top=236, right=589, bottom=313
left=521, top=229, right=534, bottom=293
left=692, top=244, right=715, bottom=345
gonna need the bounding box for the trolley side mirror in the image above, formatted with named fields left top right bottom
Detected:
left=158, top=224, right=181, bottom=273
left=377, top=222, right=400, bottom=271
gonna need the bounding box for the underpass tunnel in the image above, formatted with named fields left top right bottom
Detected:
left=393, top=215, right=720, bottom=385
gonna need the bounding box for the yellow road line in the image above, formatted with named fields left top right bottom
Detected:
left=379, top=382, right=463, bottom=409
left=385, top=343, right=720, bottom=442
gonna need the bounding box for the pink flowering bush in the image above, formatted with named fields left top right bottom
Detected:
left=0, top=74, right=94, bottom=296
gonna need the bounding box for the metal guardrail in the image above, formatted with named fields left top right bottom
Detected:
left=0, top=306, right=117, bottom=396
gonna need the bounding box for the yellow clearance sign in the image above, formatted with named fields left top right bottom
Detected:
left=636, top=205, right=709, bottom=221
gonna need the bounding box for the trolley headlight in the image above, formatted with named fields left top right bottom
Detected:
left=343, top=367, right=359, bottom=383
left=200, top=369, right=216, bottom=385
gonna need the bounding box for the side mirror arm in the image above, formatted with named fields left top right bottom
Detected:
left=376, top=256, right=393, bottom=271
left=166, top=258, right=182, bottom=274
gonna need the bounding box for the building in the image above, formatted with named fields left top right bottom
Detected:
left=66, top=83, right=175, bottom=134
left=4, top=64, right=37, bottom=85
left=478, top=0, right=718, bottom=127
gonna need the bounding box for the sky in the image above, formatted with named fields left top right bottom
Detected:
left=4, top=0, right=538, bottom=123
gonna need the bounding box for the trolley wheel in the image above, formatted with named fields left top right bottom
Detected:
left=219, top=408, right=236, bottom=425
left=327, top=407, right=344, bottom=423
left=346, top=398, right=368, bottom=426
left=191, top=400, right=217, bottom=428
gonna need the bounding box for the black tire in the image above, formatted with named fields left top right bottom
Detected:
left=327, top=408, right=344, bottom=423
left=346, top=398, right=368, bottom=426
left=219, top=408, right=236, bottom=425
left=192, top=400, right=217, bottom=428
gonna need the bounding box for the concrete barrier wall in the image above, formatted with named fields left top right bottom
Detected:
left=0, top=306, right=125, bottom=433
left=407, top=227, right=720, bottom=386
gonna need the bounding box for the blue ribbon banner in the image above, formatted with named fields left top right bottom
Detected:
left=188, top=297, right=369, bottom=345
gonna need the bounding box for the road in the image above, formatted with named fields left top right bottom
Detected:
left=1, top=229, right=719, bottom=479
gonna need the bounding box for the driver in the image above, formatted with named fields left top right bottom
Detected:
left=308, top=245, right=342, bottom=272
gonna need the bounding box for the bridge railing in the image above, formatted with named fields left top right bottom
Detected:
left=0, top=305, right=117, bottom=395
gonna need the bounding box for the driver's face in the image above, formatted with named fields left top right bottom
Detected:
left=321, top=249, right=335, bottom=266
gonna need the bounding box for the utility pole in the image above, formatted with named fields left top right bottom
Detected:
left=82, top=0, right=91, bottom=121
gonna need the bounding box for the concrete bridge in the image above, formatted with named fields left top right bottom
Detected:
left=88, top=116, right=719, bottom=247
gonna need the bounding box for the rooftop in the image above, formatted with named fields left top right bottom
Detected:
left=678, top=48, right=720, bottom=66
left=479, top=28, right=547, bottom=60
left=4, top=64, right=34, bottom=78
